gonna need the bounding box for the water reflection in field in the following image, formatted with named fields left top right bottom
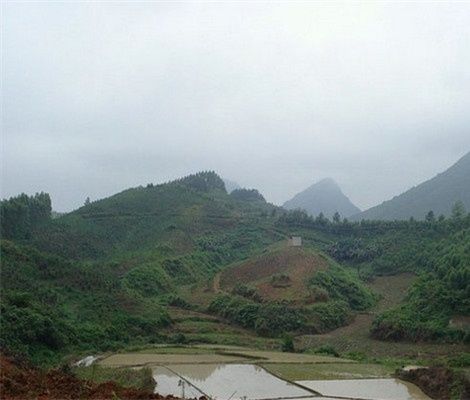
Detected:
left=297, top=378, right=431, bottom=400
left=153, top=363, right=431, bottom=400
left=153, top=363, right=312, bottom=399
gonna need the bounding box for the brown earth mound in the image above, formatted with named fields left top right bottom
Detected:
left=0, top=353, right=182, bottom=400
left=219, top=246, right=328, bottom=304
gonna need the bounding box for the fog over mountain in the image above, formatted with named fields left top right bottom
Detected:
left=2, top=2, right=470, bottom=211
left=223, top=179, right=241, bottom=194
left=283, top=178, right=361, bottom=219
left=353, top=151, right=470, bottom=221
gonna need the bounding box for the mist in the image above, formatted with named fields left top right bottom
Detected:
left=2, top=2, right=470, bottom=212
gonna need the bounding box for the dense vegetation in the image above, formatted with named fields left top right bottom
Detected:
left=208, top=294, right=351, bottom=336
left=0, top=240, right=170, bottom=365
left=279, top=208, right=470, bottom=342
left=1, top=170, right=469, bottom=367
left=371, top=229, right=470, bottom=342
left=0, top=192, right=51, bottom=240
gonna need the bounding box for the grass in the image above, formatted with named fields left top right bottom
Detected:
left=73, top=365, right=155, bottom=391
left=262, top=362, right=395, bottom=381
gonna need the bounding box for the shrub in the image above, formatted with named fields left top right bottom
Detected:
left=309, top=266, right=376, bottom=310
left=281, top=335, right=295, bottom=352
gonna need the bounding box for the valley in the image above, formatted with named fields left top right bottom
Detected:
left=1, top=171, right=469, bottom=399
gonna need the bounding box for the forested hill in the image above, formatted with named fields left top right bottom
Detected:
left=1, top=171, right=469, bottom=366
left=353, top=151, right=470, bottom=221
left=283, top=178, right=361, bottom=219
left=6, top=171, right=278, bottom=261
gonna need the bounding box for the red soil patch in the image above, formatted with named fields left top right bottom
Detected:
left=220, top=247, right=328, bottom=304
left=0, top=353, right=182, bottom=400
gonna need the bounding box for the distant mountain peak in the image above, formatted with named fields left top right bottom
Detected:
left=283, top=178, right=360, bottom=218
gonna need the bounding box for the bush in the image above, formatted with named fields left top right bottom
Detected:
left=281, top=335, right=295, bottom=352
left=303, top=301, right=351, bottom=333
left=123, top=264, right=172, bottom=296
left=309, top=266, right=376, bottom=310
left=208, top=295, right=304, bottom=336
left=313, top=345, right=339, bottom=357
left=270, top=273, right=291, bottom=288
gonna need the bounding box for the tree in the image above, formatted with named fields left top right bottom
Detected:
left=333, top=212, right=341, bottom=224
left=425, top=210, right=435, bottom=223
left=315, top=212, right=328, bottom=226
left=0, top=192, right=51, bottom=240
left=451, top=201, right=466, bottom=220
left=84, top=197, right=91, bottom=206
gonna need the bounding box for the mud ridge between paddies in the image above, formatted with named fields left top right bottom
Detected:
left=98, top=347, right=353, bottom=368
left=0, top=353, right=182, bottom=400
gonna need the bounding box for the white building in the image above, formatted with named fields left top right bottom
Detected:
left=288, top=236, right=302, bottom=247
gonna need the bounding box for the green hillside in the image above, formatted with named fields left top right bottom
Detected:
left=30, top=172, right=277, bottom=261
left=0, top=172, right=284, bottom=363
left=278, top=209, right=470, bottom=343
left=353, top=152, right=470, bottom=221
left=1, top=171, right=469, bottom=368
left=0, top=240, right=170, bottom=366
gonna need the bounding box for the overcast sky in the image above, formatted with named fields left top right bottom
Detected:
left=2, top=2, right=470, bottom=212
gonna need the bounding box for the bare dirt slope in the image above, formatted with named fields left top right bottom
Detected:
left=0, top=353, right=180, bottom=400
left=219, top=245, right=328, bottom=304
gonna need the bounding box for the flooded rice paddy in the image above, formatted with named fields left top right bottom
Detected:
left=98, top=348, right=430, bottom=400
left=152, top=363, right=430, bottom=400
left=153, top=364, right=312, bottom=399
left=298, top=378, right=431, bottom=400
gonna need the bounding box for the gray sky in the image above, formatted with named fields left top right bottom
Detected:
left=2, top=1, right=470, bottom=212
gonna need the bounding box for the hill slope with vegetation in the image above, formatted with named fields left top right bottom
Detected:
left=1, top=171, right=469, bottom=368
left=353, top=151, right=470, bottom=221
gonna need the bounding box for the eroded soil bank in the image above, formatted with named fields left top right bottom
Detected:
left=0, top=353, right=182, bottom=400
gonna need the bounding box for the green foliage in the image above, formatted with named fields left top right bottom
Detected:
left=74, top=365, right=155, bottom=391
left=281, top=335, right=295, bottom=352
left=451, top=200, right=466, bottom=220
left=313, top=344, right=339, bottom=357
left=230, top=189, right=265, bottom=202
left=208, top=293, right=351, bottom=336
left=174, top=171, right=226, bottom=192
left=371, top=229, right=470, bottom=342
left=0, top=192, right=51, bottom=240
left=3, top=168, right=470, bottom=369
left=303, top=300, right=351, bottom=333
left=0, top=240, right=170, bottom=364
left=231, top=284, right=263, bottom=303
left=123, top=264, right=172, bottom=297
left=309, top=266, right=377, bottom=310
left=208, top=294, right=303, bottom=336
left=327, top=238, right=382, bottom=263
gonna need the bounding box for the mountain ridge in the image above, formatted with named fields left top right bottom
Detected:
left=352, top=152, right=470, bottom=220
left=283, top=178, right=361, bottom=219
